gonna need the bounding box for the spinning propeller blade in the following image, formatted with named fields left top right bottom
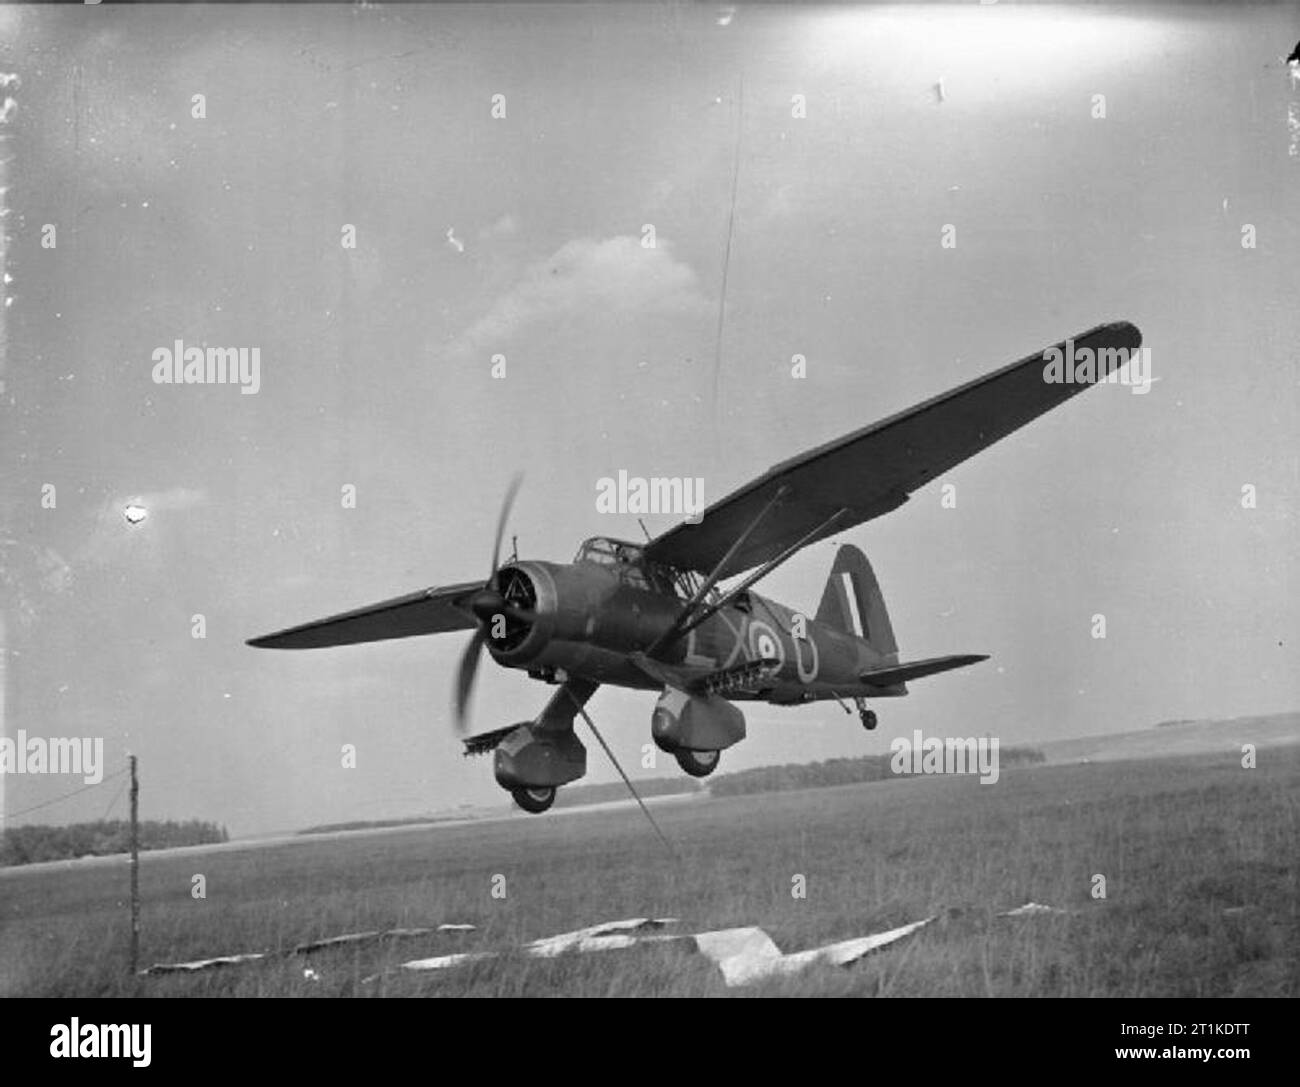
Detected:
left=453, top=474, right=525, bottom=732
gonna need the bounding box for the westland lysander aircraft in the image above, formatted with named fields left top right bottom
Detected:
left=250, top=321, right=1142, bottom=814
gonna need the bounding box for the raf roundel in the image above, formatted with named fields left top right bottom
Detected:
left=747, top=620, right=785, bottom=670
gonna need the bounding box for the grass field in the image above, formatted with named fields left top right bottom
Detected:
left=2, top=746, right=1296, bottom=997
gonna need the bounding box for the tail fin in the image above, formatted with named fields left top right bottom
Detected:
left=815, top=545, right=898, bottom=659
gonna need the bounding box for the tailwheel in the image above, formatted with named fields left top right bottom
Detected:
left=859, top=708, right=878, bottom=731
left=511, top=785, right=556, bottom=814
left=675, top=749, right=720, bottom=778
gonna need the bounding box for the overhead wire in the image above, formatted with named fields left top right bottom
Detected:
left=711, top=72, right=745, bottom=444
left=3, top=766, right=128, bottom=821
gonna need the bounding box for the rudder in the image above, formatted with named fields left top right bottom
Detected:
left=814, top=545, right=898, bottom=658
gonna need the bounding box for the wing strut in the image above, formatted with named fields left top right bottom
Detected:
left=658, top=506, right=850, bottom=653
left=646, top=483, right=790, bottom=655
left=647, top=501, right=847, bottom=652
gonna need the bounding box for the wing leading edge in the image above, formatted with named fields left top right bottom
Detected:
left=246, top=582, right=480, bottom=649
left=645, top=321, right=1142, bottom=578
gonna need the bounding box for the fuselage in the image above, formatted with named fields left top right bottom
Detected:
left=487, top=538, right=901, bottom=703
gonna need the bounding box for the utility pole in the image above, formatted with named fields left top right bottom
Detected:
left=129, top=754, right=139, bottom=976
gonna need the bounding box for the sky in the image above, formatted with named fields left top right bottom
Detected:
left=1, top=3, right=1297, bottom=836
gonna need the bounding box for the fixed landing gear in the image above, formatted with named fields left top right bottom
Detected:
left=511, top=785, right=556, bottom=814
left=675, top=748, right=721, bottom=778
left=832, top=692, right=878, bottom=731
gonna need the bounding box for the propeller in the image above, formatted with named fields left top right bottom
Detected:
left=453, top=474, right=534, bottom=732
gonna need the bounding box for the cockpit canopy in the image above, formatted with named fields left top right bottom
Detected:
left=573, top=537, right=716, bottom=602
left=574, top=536, right=641, bottom=567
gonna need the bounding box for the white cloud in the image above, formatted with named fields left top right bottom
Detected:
left=449, top=235, right=709, bottom=356
left=445, top=227, right=465, bottom=254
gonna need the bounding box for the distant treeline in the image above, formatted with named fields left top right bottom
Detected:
left=299, top=813, right=471, bottom=835
left=308, top=746, right=1049, bottom=833
left=553, top=776, right=701, bottom=809
left=1, top=819, right=229, bottom=867
left=707, top=747, right=1046, bottom=798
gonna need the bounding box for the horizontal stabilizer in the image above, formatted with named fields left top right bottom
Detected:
left=859, top=654, right=989, bottom=687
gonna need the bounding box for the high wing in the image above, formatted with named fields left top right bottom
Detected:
left=645, top=321, right=1141, bottom=578
left=246, top=582, right=480, bottom=649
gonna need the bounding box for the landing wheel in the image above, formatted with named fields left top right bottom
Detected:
left=511, top=785, right=556, bottom=814
left=675, top=749, right=720, bottom=778
left=860, top=709, right=878, bottom=731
